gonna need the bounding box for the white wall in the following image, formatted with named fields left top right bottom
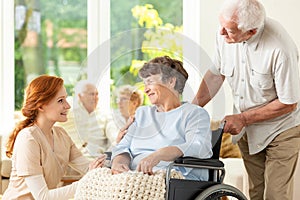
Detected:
left=262, top=0, right=300, bottom=50
left=0, top=1, right=15, bottom=135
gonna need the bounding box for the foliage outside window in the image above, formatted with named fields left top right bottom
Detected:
left=14, top=0, right=182, bottom=110
left=110, top=2, right=183, bottom=106
left=14, top=0, right=87, bottom=109
left=111, top=3, right=183, bottom=106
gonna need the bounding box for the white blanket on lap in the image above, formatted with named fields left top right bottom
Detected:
left=75, top=167, right=184, bottom=200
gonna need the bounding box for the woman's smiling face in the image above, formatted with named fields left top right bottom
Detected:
left=143, top=74, right=174, bottom=106
left=39, top=86, right=71, bottom=123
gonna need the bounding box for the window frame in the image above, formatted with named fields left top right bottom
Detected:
left=0, top=0, right=15, bottom=135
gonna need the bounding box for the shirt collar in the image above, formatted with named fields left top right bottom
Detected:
left=243, top=23, right=264, bottom=51
left=77, top=101, right=97, bottom=115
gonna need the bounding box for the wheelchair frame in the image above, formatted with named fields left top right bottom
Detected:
left=164, top=124, right=248, bottom=200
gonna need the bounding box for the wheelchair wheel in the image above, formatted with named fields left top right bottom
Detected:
left=195, top=184, right=247, bottom=200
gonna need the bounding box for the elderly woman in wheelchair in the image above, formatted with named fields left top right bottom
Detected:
left=75, top=56, right=247, bottom=200
left=111, top=56, right=212, bottom=181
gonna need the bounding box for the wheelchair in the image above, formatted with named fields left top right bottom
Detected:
left=165, top=125, right=247, bottom=200
left=105, top=124, right=247, bottom=200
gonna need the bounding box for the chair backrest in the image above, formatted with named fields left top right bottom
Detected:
left=210, top=124, right=224, bottom=159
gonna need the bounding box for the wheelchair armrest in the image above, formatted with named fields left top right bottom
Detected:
left=166, top=157, right=226, bottom=198
left=174, top=156, right=224, bottom=168
left=104, top=151, right=112, bottom=160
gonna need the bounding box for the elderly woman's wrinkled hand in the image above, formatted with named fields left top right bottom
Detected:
left=111, top=163, right=130, bottom=175
left=137, top=153, right=160, bottom=175
left=89, top=154, right=107, bottom=170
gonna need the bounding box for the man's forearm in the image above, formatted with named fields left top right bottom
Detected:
left=192, top=70, right=225, bottom=107
left=242, top=99, right=297, bottom=125
left=223, top=99, right=297, bottom=135
left=192, top=79, right=212, bottom=107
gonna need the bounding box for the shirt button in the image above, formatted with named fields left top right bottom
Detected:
left=241, top=79, right=244, bottom=82
left=240, top=96, right=244, bottom=99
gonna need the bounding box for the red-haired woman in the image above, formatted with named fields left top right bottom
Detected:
left=3, top=75, right=105, bottom=200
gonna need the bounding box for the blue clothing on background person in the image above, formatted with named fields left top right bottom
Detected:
left=112, top=102, right=212, bottom=180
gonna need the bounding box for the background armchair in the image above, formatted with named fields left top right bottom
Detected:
left=0, top=136, right=11, bottom=194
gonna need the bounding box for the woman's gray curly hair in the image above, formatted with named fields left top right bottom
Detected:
left=138, top=56, right=188, bottom=95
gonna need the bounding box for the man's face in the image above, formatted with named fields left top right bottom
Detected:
left=78, top=84, right=99, bottom=113
left=219, top=15, right=252, bottom=43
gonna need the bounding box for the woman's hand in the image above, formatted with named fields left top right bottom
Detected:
left=88, top=154, right=107, bottom=170
left=136, top=147, right=183, bottom=175
left=111, top=163, right=130, bottom=175
left=111, top=153, right=131, bottom=174
left=116, top=116, right=135, bottom=144
left=137, top=153, right=160, bottom=175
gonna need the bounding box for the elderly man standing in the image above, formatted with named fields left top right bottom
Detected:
left=192, top=0, right=300, bottom=199
left=58, top=80, right=114, bottom=158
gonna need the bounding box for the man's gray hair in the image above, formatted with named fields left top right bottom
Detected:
left=74, top=80, right=95, bottom=96
left=220, top=0, right=266, bottom=32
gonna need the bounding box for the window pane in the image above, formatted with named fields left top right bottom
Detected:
left=14, top=0, right=87, bottom=109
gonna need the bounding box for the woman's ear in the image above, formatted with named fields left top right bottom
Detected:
left=38, top=107, right=44, bottom=112
left=169, top=77, right=176, bottom=88
left=78, top=93, right=83, bottom=101
left=134, top=100, right=140, bottom=108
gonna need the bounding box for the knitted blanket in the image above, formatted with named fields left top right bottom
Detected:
left=75, top=167, right=184, bottom=200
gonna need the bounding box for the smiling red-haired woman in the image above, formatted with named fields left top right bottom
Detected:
left=4, top=75, right=105, bottom=200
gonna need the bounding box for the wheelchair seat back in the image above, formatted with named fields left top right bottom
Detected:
left=166, top=124, right=225, bottom=200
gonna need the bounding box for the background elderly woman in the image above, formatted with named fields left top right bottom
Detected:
left=108, top=85, right=144, bottom=145
left=114, top=85, right=144, bottom=127
left=111, top=56, right=212, bottom=180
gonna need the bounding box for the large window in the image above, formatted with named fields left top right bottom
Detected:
left=1, top=1, right=211, bottom=135
left=14, top=0, right=88, bottom=110
left=1, top=0, right=191, bottom=134
left=14, top=0, right=184, bottom=110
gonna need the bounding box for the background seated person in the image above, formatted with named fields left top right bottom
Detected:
left=111, top=56, right=212, bottom=180
left=107, top=85, right=144, bottom=146
left=57, top=80, right=115, bottom=158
